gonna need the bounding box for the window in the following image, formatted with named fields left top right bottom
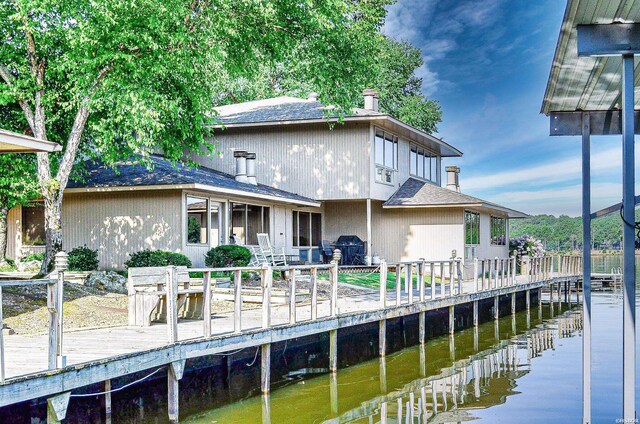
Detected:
left=374, top=129, right=398, bottom=183
left=293, top=211, right=322, bottom=247
left=187, top=196, right=208, bottom=244
left=410, top=143, right=439, bottom=182
left=490, top=216, right=507, bottom=245
left=22, top=205, right=45, bottom=245
left=230, top=203, right=270, bottom=245
left=210, top=203, right=221, bottom=248
left=465, top=211, right=480, bottom=245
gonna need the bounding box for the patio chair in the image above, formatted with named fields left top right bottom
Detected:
left=257, top=233, right=287, bottom=266
left=248, top=245, right=268, bottom=266
left=318, top=240, right=333, bottom=264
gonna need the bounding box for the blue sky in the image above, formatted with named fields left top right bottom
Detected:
left=384, top=0, right=627, bottom=217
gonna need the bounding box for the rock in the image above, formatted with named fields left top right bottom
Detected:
left=17, top=260, right=42, bottom=272
left=85, top=271, right=127, bottom=294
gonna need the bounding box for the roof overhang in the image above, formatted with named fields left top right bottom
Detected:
left=0, top=129, right=62, bottom=153
left=212, top=115, right=462, bottom=158
left=542, top=1, right=640, bottom=116
left=382, top=202, right=528, bottom=218
left=65, top=183, right=321, bottom=208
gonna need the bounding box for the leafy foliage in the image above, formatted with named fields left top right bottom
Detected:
left=125, top=249, right=192, bottom=269
left=22, top=252, right=44, bottom=262
left=205, top=245, right=251, bottom=268
left=67, top=246, right=99, bottom=271
left=187, top=216, right=201, bottom=244
left=509, top=235, right=545, bottom=259
left=510, top=213, right=632, bottom=251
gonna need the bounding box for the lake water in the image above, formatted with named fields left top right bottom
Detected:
left=185, top=255, right=639, bottom=423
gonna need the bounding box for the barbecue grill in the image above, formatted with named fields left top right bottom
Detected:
left=334, top=235, right=365, bottom=265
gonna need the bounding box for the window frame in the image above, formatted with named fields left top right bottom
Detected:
left=229, top=202, right=270, bottom=245
left=464, top=210, right=480, bottom=246
left=186, top=195, right=210, bottom=246
left=409, top=142, right=440, bottom=183
left=374, top=127, right=399, bottom=185
left=490, top=216, right=507, bottom=246
left=292, top=210, right=322, bottom=248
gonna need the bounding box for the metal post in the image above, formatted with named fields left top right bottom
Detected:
left=621, top=53, right=636, bottom=421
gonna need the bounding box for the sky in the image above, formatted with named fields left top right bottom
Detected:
left=383, top=0, right=629, bottom=217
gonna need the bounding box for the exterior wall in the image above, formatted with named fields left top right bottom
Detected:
left=473, top=211, right=510, bottom=260
left=369, top=124, right=442, bottom=201
left=193, top=123, right=371, bottom=200
left=323, top=200, right=464, bottom=263
left=6, top=206, right=20, bottom=260
left=62, top=191, right=183, bottom=270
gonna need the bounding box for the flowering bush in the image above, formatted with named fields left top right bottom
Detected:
left=509, top=235, right=545, bottom=259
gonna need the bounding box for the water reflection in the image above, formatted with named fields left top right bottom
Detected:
left=186, top=303, right=581, bottom=423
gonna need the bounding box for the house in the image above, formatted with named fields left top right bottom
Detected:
left=5, top=90, right=526, bottom=270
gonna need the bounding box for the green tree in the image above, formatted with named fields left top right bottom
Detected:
left=0, top=153, right=38, bottom=262
left=0, top=0, right=390, bottom=273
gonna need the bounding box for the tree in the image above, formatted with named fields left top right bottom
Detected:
left=213, top=36, right=443, bottom=134
left=0, top=153, right=38, bottom=263
left=0, top=0, right=390, bottom=273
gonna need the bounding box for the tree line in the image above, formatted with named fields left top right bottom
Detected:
left=0, top=0, right=443, bottom=273
left=509, top=213, right=633, bottom=251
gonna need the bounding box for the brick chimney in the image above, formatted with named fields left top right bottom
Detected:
left=363, top=88, right=379, bottom=111
left=446, top=166, right=460, bottom=192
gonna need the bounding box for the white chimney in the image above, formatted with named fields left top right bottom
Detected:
left=307, top=92, right=319, bottom=101
left=446, top=166, right=460, bottom=192
left=363, top=88, right=379, bottom=111
left=234, top=150, right=248, bottom=183
left=246, top=152, right=257, bottom=185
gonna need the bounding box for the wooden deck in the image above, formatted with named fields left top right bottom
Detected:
left=0, top=255, right=582, bottom=419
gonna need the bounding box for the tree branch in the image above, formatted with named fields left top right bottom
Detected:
left=0, top=64, right=36, bottom=132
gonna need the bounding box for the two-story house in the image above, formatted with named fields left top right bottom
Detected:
left=5, top=90, right=526, bottom=270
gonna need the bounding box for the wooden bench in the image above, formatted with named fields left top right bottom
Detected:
left=127, top=266, right=205, bottom=326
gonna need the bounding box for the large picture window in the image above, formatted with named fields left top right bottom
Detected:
left=465, top=211, right=480, bottom=245
left=230, top=203, right=270, bottom=245
left=375, top=129, right=398, bottom=184
left=293, top=211, right=322, bottom=247
left=410, top=144, right=438, bottom=182
left=490, top=216, right=506, bottom=245
left=186, top=196, right=208, bottom=244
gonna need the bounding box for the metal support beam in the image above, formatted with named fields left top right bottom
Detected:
left=577, top=23, right=640, bottom=57
left=621, top=53, right=636, bottom=421
left=550, top=111, right=640, bottom=136
left=581, top=112, right=592, bottom=424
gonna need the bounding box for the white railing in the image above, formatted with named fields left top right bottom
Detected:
left=0, top=254, right=583, bottom=382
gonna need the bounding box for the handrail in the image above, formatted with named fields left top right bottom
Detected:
left=0, top=279, right=55, bottom=287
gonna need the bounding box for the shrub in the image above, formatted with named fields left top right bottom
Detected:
left=22, top=252, right=45, bottom=262
left=68, top=246, right=100, bottom=271
left=205, top=245, right=251, bottom=268
left=0, top=258, right=16, bottom=272
left=125, top=249, right=192, bottom=269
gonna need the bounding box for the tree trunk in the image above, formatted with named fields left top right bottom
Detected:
left=0, top=203, right=8, bottom=263
left=39, top=193, right=63, bottom=275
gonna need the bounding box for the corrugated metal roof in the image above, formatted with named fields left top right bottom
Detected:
left=542, top=0, right=640, bottom=114
left=384, top=178, right=528, bottom=218
left=67, top=155, right=318, bottom=205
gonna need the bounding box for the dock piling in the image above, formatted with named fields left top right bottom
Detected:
left=46, top=392, right=70, bottom=424
left=473, top=300, right=478, bottom=327
left=449, top=306, right=455, bottom=334
left=261, top=344, right=271, bottom=394
left=379, top=319, right=386, bottom=357
left=494, top=296, right=499, bottom=320
left=419, top=311, right=426, bottom=344
left=167, top=360, right=185, bottom=424
left=329, top=329, right=338, bottom=373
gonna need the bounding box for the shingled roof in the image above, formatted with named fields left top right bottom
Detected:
left=384, top=178, right=527, bottom=218
left=67, top=155, right=319, bottom=206
left=213, top=96, right=384, bottom=125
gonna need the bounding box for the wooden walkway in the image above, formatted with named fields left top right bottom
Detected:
left=0, top=255, right=582, bottom=420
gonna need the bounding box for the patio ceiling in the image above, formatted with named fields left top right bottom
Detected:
left=0, top=129, right=62, bottom=153
left=541, top=0, right=640, bottom=114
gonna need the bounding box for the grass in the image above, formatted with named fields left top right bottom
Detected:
left=338, top=272, right=440, bottom=290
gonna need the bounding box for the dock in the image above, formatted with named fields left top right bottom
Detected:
left=0, top=255, right=582, bottom=422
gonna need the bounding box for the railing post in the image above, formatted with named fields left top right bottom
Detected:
left=440, top=262, right=446, bottom=298
left=481, top=260, right=486, bottom=290
left=488, top=259, right=493, bottom=289
left=0, top=285, right=4, bottom=382
left=418, top=261, right=425, bottom=302
left=261, top=264, right=272, bottom=328
left=380, top=261, right=388, bottom=308
left=330, top=262, right=338, bottom=316
left=430, top=263, right=436, bottom=300
left=48, top=252, right=67, bottom=369
left=449, top=260, right=455, bottom=296
left=288, top=267, right=296, bottom=325
left=473, top=258, right=479, bottom=293
left=407, top=263, right=413, bottom=303
left=234, top=269, right=242, bottom=333
left=311, top=266, right=318, bottom=321
left=166, top=266, right=179, bottom=343
left=512, top=257, right=516, bottom=284
left=203, top=271, right=211, bottom=337
left=457, top=260, right=463, bottom=295
left=396, top=264, right=402, bottom=306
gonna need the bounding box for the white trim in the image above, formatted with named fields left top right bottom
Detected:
left=383, top=203, right=484, bottom=209
left=0, top=129, right=62, bottom=153
left=65, top=183, right=320, bottom=208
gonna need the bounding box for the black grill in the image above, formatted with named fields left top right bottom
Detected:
left=334, top=235, right=365, bottom=265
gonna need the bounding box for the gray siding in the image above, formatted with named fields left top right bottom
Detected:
left=193, top=123, right=371, bottom=201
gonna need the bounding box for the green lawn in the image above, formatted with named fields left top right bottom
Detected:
left=338, top=272, right=439, bottom=290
